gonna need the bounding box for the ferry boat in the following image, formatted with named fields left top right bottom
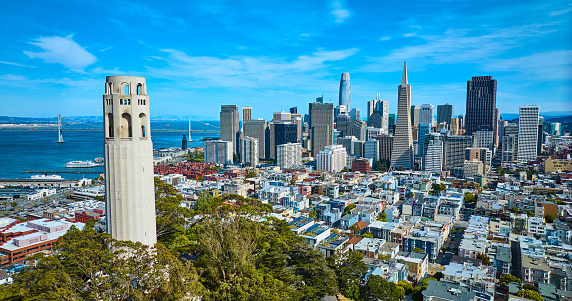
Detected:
left=65, top=161, right=98, bottom=168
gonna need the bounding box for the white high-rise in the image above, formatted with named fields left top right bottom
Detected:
left=277, top=142, right=302, bottom=169
left=424, top=140, right=443, bottom=174
left=204, top=140, right=233, bottom=164
left=239, top=136, right=259, bottom=167
left=517, top=105, right=539, bottom=162
left=103, top=76, right=156, bottom=245
left=420, top=104, right=434, bottom=125
left=391, top=62, right=414, bottom=169
left=316, top=145, right=347, bottom=172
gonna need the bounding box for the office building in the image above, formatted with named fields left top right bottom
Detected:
left=410, top=105, right=420, bottom=128
left=347, top=120, right=367, bottom=141
left=364, top=139, right=380, bottom=163
left=182, top=135, right=187, bottom=150
left=204, top=140, right=233, bottom=165
left=244, top=119, right=267, bottom=160
left=339, top=136, right=358, bottom=155
left=465, top=148, right=489, bottom=172
left=291, top=114, right=304, bottom=139
left=473, top=126, right=494, bottom=152
left=349, top=108, right=360, bottom=122
left=501, top=123, right=518, bottom=162
left=465, top=76, right=497, bottom=137
left=277, top=142, right=302, bottom=169
left=242, top=106, right=252, bottom=129
left=517, top=105, right=539, bottom=162
left=437, top=104, right=454, bottom=129
left=339, top=72, right=351, bottom=110
left=352, top=158, right=371, bottom=174
left=367, top=94, right=389, bottom=133
left=443, top=135, right=473, bottom=173
left=220, top=105, right=240, bottom=153
left=239, top=136, right=259, bottom=167
left=289, top=107, right=298, bottom=114
left=391, top=61, right=414, bottom=170
left=273, top=111, right=291, bottom=121
left=374, top=134, right=394, bottom=162
left=269, top=120, right=297, bottom=159
left=336, top=113, right=351, bottom=136
left=464, top=160, right=484, bottom=178
left=420, top=104, right=434, bottom=125
left=309, top=102, right=334, bottom=156
left=353, top=140, right=365, bottom=157
left=388, top=114, right=396, bottom=135
left=424, top=140, right=443, bottom=174
left=417, top=123, right=431, bottom=157
left=103, top=76, right=156, bottom=245
left=316, top=145, right=347, bottom=172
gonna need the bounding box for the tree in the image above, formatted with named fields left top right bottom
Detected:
left=94, top=195, right=104, bottom=202
left=378, top=254, right=392, bottom=261
left=477, top=253, right=492, bottom=266
left=516, top=290, right=543, bottom=301
left=343, top=203, right=356, bottom=215
left=327, top=251, right=367, bottom=300
left=421, top=277, right=437, bottom=287
left=362, top=275, right=404, bottom=301
left=397, top=280, right=413, bottom=295
left=245, top=171, right=256, bottom=178
left=526, top=211, right=534, bottom=217
left=450, top=228, right=455, bottom=234
left=523, top=284, right=539, bottom=292
left=430, top=184, right=446, bottom=195
left=512, top=207, right=519, bottom=214
left=499, top=274, right=522, bottom=286
left=10, top=202, right=16, bottom=208
left=545, top=214, right=555, bottom=223
left=413, top=247, right=425, bottom=253
left=441, top=246, right=447, bottom=253
left=233, top=152, right=239, bottom=163
left=309, top=209, right=317, bottom=220
left=464, top=192, right=476, bottom=203
left=412, top=286, right=426, bottom=301
left=433, top=272, right=444, bottom=281
left=377, top=211, right=388, bottom=222
left=349, top=224, right=360, bottom=235
left=361, top=232, right=373, bottom=238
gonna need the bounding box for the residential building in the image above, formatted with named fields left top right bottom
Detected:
left=239, top=136, right=259, bottom=167
left=316, top=145, right=347, bottom=172
left=204, top=140, right=233, bottom=165
left=518, top=105, right=539, bottom=162
left=277, top=142, right=302, bottom=169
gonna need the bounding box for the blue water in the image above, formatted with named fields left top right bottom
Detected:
left=0, top=131, right=218, bottom=180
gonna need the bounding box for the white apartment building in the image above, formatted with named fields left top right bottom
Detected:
left=463, top=159, right=483, bottom=178
left=316, top=144, right=347, bottom=172
left=277, top=142, right=302, bottom=169
left=204, top=140, right=233, bottom=165
left=424, top=140, right=443, bottom=174
left=239, top=136, right=259, bottom=167
left=517, top=105, right=539, bottom=162
left=527, top=217, right=546, bottom=237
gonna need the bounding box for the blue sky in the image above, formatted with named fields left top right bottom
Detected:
left=1, top=0, right=571, bottom=120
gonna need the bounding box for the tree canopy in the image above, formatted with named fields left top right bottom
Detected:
left=516, top=290, right=543, bottom=301
left=499, top=274, right=522, bottom=286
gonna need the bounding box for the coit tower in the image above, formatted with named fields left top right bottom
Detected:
left=103, top=76, right=157, bottom=245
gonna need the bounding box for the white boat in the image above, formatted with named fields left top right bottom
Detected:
left=65, top=161, right=98, bottom=168
left=31, top=174, right=63, bottom=180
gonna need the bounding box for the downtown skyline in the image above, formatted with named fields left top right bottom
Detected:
left=1, top=0, right=571, bottom=119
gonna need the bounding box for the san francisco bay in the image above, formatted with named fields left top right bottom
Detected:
left=0, top=130, right=218, bottom=180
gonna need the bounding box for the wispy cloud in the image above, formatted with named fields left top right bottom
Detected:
left=379, top=36, right=391, bottom=41
left=549, top=4, right=572, bottom=16
left=23, top=35, right=97, bottom=72
left=146, top=48, right=359, bottom=88
left=364, top=22, right=560, bottom=72
left=330, top=0, right=350, bottom=23
left=0, top=61, right=37, bottom=68
left=482, top=50, right=572, bottom=80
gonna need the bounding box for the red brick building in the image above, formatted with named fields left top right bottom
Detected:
left=352, top=159, right=371, bottom=174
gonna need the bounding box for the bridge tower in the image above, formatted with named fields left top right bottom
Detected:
left=103, top=76, right=156, bottom=245
left=56, top=115, right=64, bottom=143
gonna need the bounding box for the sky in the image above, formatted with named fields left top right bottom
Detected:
left=1, top=0, right=571, bottom=120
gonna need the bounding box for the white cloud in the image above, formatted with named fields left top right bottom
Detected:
left=300, top=33, right=311, bottom=37
left=24, top=35, right=97, bottom=72
left=379, top=36, right=391, bottom=41
left=330, top=0, right=350, bottom=23
left=146, top=48, right=359, bottom=89
left=0, top=74, right=28, bottom=81
left=0, top=61, right=37, bottom=68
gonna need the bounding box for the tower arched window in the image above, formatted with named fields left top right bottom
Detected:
left=139, top=113, right=148, bottom=138
left=107, top=113, right=114, bottom=137
left=121, top=113, right=132, bottom=138
left=137, top=84, right=142, bottom=95
left=124, top=84, right=129, bottom=95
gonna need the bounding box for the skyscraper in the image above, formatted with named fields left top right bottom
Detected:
left=220, top=105, right=240, bottom=154
left=465, top=76, right=497, bottom=136
left=417, top=123, right=431, bottom=157
left=103, top=76, right=156, bottom=245
left=309, top=102, right=334, bottom=156
left=391, top=62, right=414, bottom=170
left=419, top=104, right=434, bottom=125
left=239, top=136, right=259, bottom=167
left=437, top=104, right=454, bottom=128
left=517, top=105, right=539, bottom=162
left=410, top=105, right=420, bottom=127
left=347, top=119, right=367, bottom=141
left=243, top=119, right=267, bottom=159
left=242, top=106, right=252, bottom=129
left=368, top=94, right=389, bottom=134
left=339, top=73, right=351, bottom=110
left=336, top=113, right=351, bottom=136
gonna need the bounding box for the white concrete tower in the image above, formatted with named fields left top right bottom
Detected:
left=103, top=76, right=157, bottom=245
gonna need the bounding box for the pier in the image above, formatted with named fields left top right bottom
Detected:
left=22, top=170, right=103, bottom=174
